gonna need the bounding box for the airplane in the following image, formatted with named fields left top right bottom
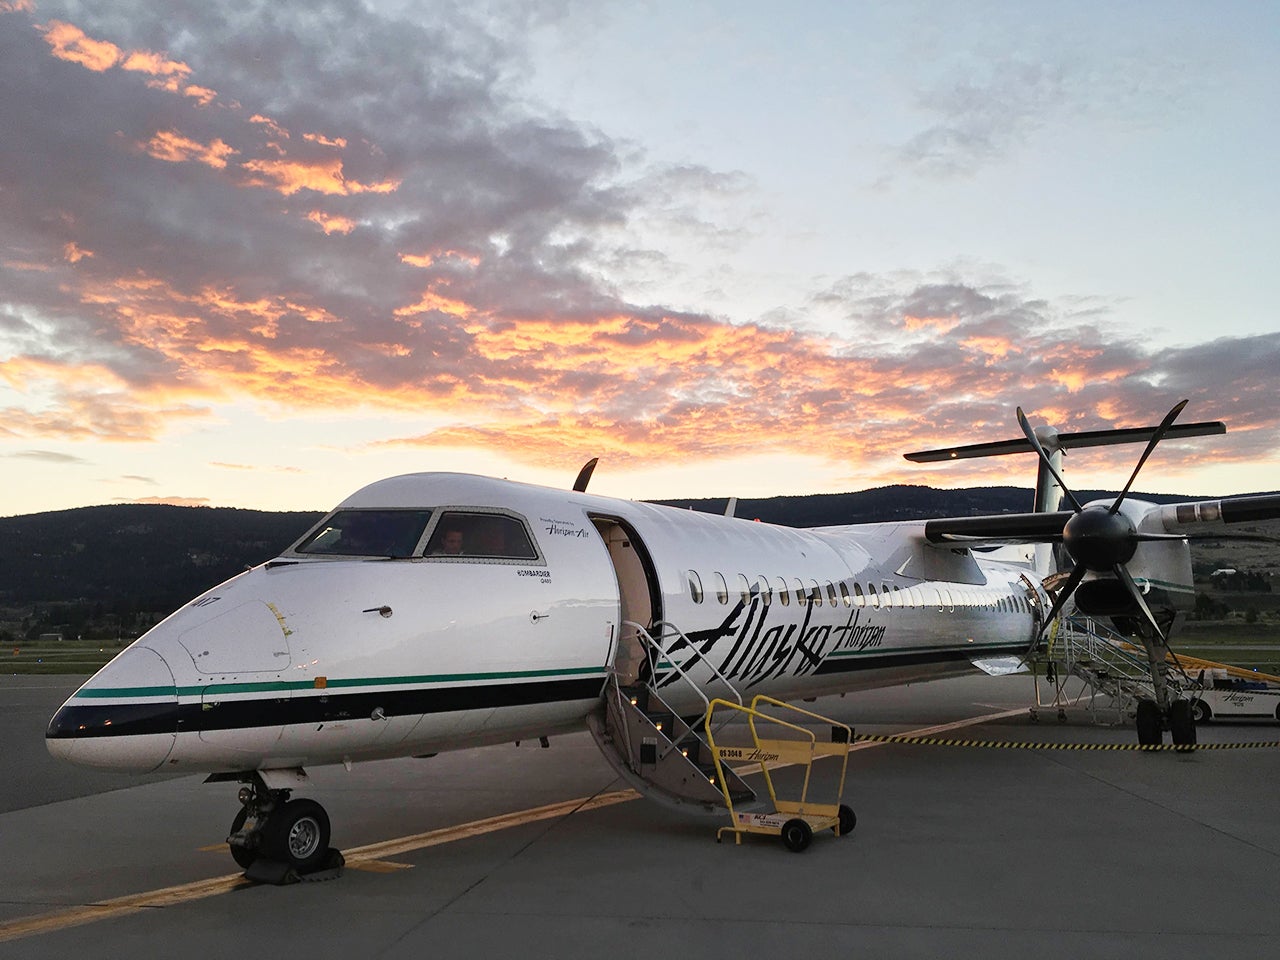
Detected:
left=45, top=401, right=1280, bottom=874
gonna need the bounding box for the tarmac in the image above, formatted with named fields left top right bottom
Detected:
left=2, top=672, right=1279, bottom=959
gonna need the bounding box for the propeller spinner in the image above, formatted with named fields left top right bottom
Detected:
left=1018, top=399, right=1191, bottom=641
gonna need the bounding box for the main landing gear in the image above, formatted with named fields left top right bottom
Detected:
left=221, top=772, right=342, bottom=881
left=1135, top=697, right=1196, bottom=752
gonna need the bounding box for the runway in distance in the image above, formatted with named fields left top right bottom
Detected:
left=45, top=401, right=1280, bottom=873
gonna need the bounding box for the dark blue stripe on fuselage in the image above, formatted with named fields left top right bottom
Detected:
left=47, top=677, right=605, bottom=740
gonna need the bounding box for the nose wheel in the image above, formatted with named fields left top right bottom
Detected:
left=225, top=776, right=335, bottom=878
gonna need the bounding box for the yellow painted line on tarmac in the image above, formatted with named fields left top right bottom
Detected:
left=341, top=789, right=639, bottom=864
left=0, top=791, right=639, bottom=945
left=851, top=706, right=1028, bottom=747
left=344, top=859, right=414, bottom=873
left=731, top=706, right=1026, bottom=774
left=0, top=707, right=1018, bottom=945
left=0, top=874, right=254, bottom=944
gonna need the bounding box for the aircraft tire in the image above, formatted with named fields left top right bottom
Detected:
left=1169, top=699, right=1196, bottom=751
left=781, top=818, right=812, bottom=853
left=1191, top=699, right=1212, bottom=724
left=836, top=804, right=856, bottom=837
left=227, top=806, right=258, bottom=870
left=1135, top=699, right=1162, bottom=747
left=262, top=798, right=330, bottom=872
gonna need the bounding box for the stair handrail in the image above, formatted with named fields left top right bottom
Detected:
left=622, top=619, right=744, bottom=708
left=1063, top=616, right=1159, bottom=682
left=704, top=695, right=850, bottom=828
left=1072, top=615, right=1205, bottom=696
left=651, top=619, right=745, bottom=707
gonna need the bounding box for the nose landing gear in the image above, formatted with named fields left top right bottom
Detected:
left=220, top=772, right=342, bottom=882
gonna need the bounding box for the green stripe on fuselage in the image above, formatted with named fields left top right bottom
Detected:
left=72, top=665, right=607, bottom=699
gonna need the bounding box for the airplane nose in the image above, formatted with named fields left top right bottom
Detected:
left=46, top=644, right=181, bottom=773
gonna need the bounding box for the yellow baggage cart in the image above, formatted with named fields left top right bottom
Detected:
left=704, top=694, right=856, bottom=852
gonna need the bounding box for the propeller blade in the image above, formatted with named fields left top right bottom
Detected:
left=572, top=457, right=599, bottom=493
left=1036, top=563, right=1087, bottom=637
left=1113, top=563, right=1166, bottom=642
left=1108, top=399, right=1188, bottom=514
left=1016, top=407, right=1083, bottom=513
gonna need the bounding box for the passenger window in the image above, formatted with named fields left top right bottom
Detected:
left=891, top=585, right=902, bottom=608
left=738, top=573, right=751, bottom=604
left=826, top=582, right=838, bottom=605
left=839, top=582, right=852, bottom=607
left=425, top=512, right=539, bottom=560
left=758, top=575, right=772, bottom=605
left=853, top=582, right=865, bottom=607
left=867, top=583, right=879, bottom=609
left=792, top=578, right=805, bottom=605
left=295, top=509, right=433, bottom=558
left=688, top=570, right=704, bottom=603
left=808, top=579, right=822, bottom=606
left=776, top=576, right=790, bottom=606
left=714, top=572, right=729, bottom=604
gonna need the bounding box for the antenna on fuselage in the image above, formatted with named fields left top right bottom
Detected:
left=724, top=497, right=738, bottom=518
left=572, top=457, right=599, bottom=492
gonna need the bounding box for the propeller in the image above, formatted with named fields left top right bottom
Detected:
left=572, top=457, right=599, bottom=493
left=1018, top=399, right=1191, bottom=641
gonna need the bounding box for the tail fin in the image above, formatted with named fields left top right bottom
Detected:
left=905, top=419, right=1225, bottom=513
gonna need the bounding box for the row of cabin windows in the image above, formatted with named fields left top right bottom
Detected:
left=685, top=570, right=1032, bottom=614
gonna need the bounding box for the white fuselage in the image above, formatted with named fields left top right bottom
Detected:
left=47, top=473, right=1046, bottom=774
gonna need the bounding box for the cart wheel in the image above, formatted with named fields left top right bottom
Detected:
left=836, top=804, right=856, bottom=837
left=781, top=818, right=812, bottom=853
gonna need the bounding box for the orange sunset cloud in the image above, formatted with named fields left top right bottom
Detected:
left=239, top=157, right=400, bottom=197
left=40, top=20, right=120, bottom=71
left=142, top=130, right=238, bottom=169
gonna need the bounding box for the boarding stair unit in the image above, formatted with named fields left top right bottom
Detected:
left=1032, top=614, right=1193, bottom=724
left=586, top=620, right=757, bottom=812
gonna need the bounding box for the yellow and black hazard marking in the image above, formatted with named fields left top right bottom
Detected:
left=852, top=733, right=1280, bottom=751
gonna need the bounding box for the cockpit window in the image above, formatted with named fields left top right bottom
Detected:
left=425, top=511, right=538, bottom=560
left=294, top=509, right=433, bottom=557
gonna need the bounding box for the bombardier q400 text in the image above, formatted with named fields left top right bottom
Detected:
left=47, top=401, right=1280, bottom=873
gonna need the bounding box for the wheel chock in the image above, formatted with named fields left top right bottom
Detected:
left=242, top=848, right=345, bottom=885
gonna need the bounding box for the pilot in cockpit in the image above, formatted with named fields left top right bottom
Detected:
left=431, top=527, right=465, bottom=555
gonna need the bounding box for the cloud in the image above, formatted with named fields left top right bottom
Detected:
left=211, top=461, right=303, bottom=473
left=889, top=47, right=1200, bottom=180
left=7, top=449, right=91, bottom=464
left=1, top=2, right=1274, bottom=494
left=893, top=59, right=1071, bottom=178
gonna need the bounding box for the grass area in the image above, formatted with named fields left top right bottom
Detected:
left=1174, top=622, right=1280, bottom=672
left=5, top=640, right=126, bottom=675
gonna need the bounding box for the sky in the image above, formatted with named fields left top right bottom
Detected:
left=1, top=0, right=1277, bottom=516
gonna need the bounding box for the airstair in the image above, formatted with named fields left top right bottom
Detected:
left=1031, top=614, right=1195, bottom=723
left=586, top=620, right=757, bottom=812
